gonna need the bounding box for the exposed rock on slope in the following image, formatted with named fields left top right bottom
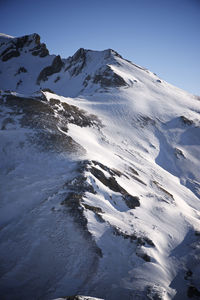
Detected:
left=0, top=33, right=200, bottom=300
left=0, top=33, right=49, bottom=61
left=37, top=55, right=64, bottom=83
left=0, top=34, right=129, bottom=95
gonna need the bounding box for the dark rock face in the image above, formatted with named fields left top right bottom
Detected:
left=62, top=192, right=88, bottom=228
left=92, top=160, right=123, bottom=177
left=187, top=285, right=200, bottom=298
left=2, top=92, right=101, bottom=137
left=90, top=163, right=140, bottom=209
left=112, top=225, right=154, bottom=263
left=30, top=43, right=49, bottom=57
left=37, top=55, right=64, bottom=83
left=1, top=93, right=98, bottom=154
left=174, top=147, right=185, bottom=159
left=72, top=48, right=87, bottom=62
left=61, top=160, right=103, bottom=258
left=93, top=66, right=126, bottom=88
left=137, top=252, right=151, bottom=262
left=90, top=166, right=123, bottom=193
left=0, top=33, right=42, bottom=62
left=1, top=49, right=20, bottom=61
left=15, top=34, right=39, bottom=48
left=49, top=98, right=102, bottom=128
left=65, top=48, right=87, bottom=76
left=113, top=226, right=155, bottom=247
left=180, top=115, right=194, bottom=126
left=124, top=194, right=140, bottom=209
left=82, top=203, right=104, bottom=214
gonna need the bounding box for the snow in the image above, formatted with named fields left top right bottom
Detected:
left=0, top=33, right=14, bottom=45
left=0, top=34, right=200, bottom=299
left=61, top=66, right=200, bottom=299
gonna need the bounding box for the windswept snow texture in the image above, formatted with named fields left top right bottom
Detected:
left=0, top=33, right=200, bottom=300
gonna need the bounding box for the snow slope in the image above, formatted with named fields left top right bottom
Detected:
left=0, top=33, right=14, bottom=45
left=0, top=33, right=200, bottom=300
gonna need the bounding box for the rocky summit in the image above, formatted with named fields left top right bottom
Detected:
left=0, top=33, right=200, bottom=300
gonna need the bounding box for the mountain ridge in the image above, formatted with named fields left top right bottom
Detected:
left=0, top=33, right=200, bottom=300
left=0, top=32, right=164, bottom=98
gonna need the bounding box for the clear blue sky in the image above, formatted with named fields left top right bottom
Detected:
left=0, top=0, right=200, bottom=95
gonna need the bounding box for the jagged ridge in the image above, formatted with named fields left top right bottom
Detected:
left=0, top=32, right=200, bottom=300
left=0, top=33, right=141, bottom=96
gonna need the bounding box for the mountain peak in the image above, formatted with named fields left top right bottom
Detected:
left=62, top=47, right=127, bottom=93
left=69, top=47, right=123, bottom=64
left=0, top=32, right=49, bottom=62
left=1, top=32, right=200, bottom=300
left=0, top=32, right=153, bottom=96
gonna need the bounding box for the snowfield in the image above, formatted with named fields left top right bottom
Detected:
left=0, top=33, right=200, bottom=300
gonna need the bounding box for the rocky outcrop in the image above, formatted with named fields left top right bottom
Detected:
left=49, top=98, right=102, bottom=128
left=0, top=33, right=45, bottom=62
left=61, top=160, right=103, bottom=257
left=93, top=66, right=126, bottom=88
left=1, top=92, right=101, bottom=154
left=65, top=48, right=87, bottom=76
left=1, top=47, right=20, bottom=61
left=29, top=42, right=49, bottom=57
left=37, top=55, right=64, bottom=83
left=64, top=48, right=127, bottom=88
left=180, top=115, right=194, bottom=126
left=89, top=162, right=140, bottom=209
left=0, top=34, right=128, bottom=94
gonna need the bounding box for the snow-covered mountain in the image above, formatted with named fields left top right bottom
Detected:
left=0, top=33, right=200, bottom=300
